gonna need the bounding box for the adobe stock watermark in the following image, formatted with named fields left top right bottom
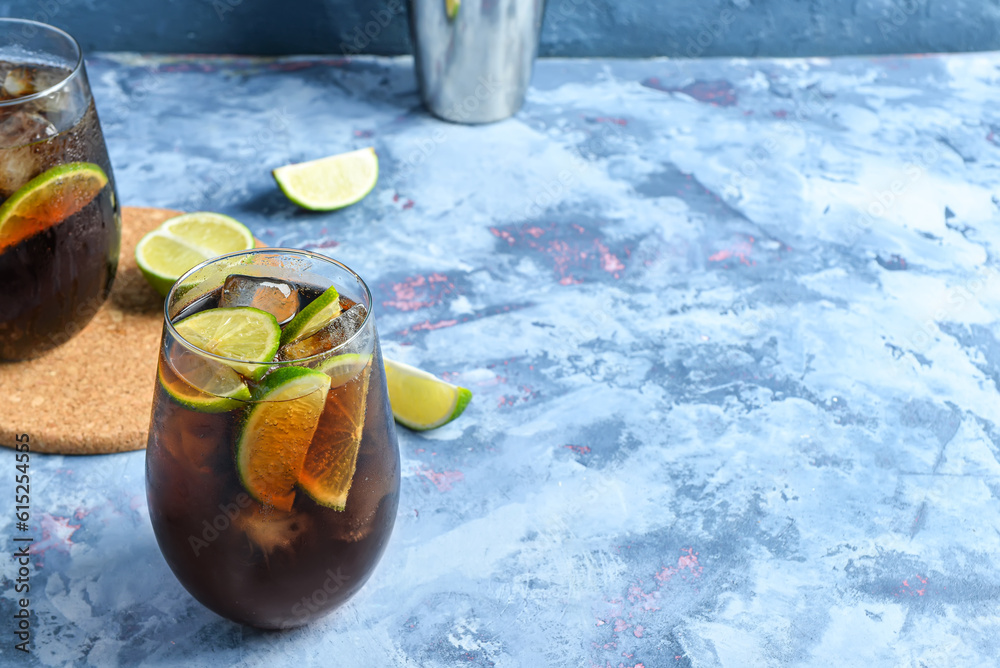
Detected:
left=185, top=107, right=290, bottom=209
left=5, top=0, right=73, bottom=47
left=107, top=67, right=166, bottom=124
left=724, top=86, right=834, bottom=200
left=393, top=74, right=506, bottom=180
left=339, top=0, right=405, bottom=56
left=676, top=2, right=750, bottom=59
left=888, top=266, right=999, bottom=372
left=286, top=567, right=351, bottom=624
left=520, top=119, right=627, bottom=220
left=831, top=140, right=947, bottom=249
left=188, top=492, right=252, bottom=556
left=876, top=0, right=928, bottom=40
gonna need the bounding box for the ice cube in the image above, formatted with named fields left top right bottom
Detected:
left=1, top=67, right=34, bottom=99
left=0, top=111, right=57, bottom=196
left=235, top=503, right=311, bottom=558
left=278, top=303, right=367, bottom=361
left=219, top=274, right=299, bottom=326
left=0, top=110, right=56, bottom=148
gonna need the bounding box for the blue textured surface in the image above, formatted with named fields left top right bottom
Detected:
left=4, top=0, right=1000, bottom=58
left=2, top=51, right=1000, bottom=665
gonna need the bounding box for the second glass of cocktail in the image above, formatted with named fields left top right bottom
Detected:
left=145, top=249, right=400, bottom=629
left=0, top=19, right=121, bottom=360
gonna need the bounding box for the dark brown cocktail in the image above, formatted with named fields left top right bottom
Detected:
left=0, top=21, right=121, bottom=360
left=145, top=250, right=400, bottom=629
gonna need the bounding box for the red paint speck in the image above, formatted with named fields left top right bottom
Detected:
left=403, top=199, right=415, bottom=210
left=564, top=444, right=592, bottom=455
left=300, top=238, right=339, bottom=250
left=491, top=222, right=627, bottom=284
left=408, top=319, right=459, bottom=333
left=633, top=625, right=644, bottom=638
left=414, top=466, right=465, bottom=492
left=595, top=240, right=625, bottom=274
left=708, top=236, right=755, bottom=266
left=655, top=547, right=704, bottom=583
left=897, top=574, right=929, bottom=597
left=383, top=273, right=455, bottom=311
left=490, top=226, right=517, bottom=245
left=29, top=514, right=80, bottom=565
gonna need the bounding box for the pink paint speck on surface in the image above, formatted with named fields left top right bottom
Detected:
left=30, top=514, right=81, bottom=566
left=595, top=240, right=625, bottom=275
left=383, top=273, right=456, bottom=311
left=896, top=574, right=929, bottom=597
left=406, top=319, right=459, bottom=334
left=489, top=222, right=628, bottom=284
left=414, top=466, right=465, bottom=492
left=708, top=236, right=755, bottom=266
left=654, top=547, right=704, bottom=582
left=564, top=444, right=592, bottom=455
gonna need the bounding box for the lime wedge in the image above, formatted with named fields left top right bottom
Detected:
left=280, top=284, right=341, bottom=346
left=299, top=357, right=371, bottom=510
left=172, top=307, right=281, bottom=381
left=158, top=347, right=252, bottom=413
left=383, top=358, right=472, bottom=431
left=0, top=162, right=108, bottom=252
left=237, top=366, right=332, bottom=511
left=446, top=0, right=460, bottom=19
left=136, top=212, right=255, bottom=297
left=272, top=147, right=378, bottom=211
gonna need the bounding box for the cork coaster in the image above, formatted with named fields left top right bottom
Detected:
left=0, top=207, right=263, bottom=455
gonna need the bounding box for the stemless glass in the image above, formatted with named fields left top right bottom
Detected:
left=0, top=19, right=121, bottom=360
left=145, top=250, right=401, bottom=629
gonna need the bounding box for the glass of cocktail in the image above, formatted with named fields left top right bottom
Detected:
left=0, top=19, right=121, bottom=360
left=145, top=249, right=400, bottom=629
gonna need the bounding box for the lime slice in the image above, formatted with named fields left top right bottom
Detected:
left=299, top=357, right=372, bottom=510
left=383, top=358, right=472, bottom=431
left=172, top=307, right=281, bottom=381
left=0, top=162, right=108, bottom=252
left=136, top=212, right=255, bottom=297
left=159, top=347, right=252, bottom=413
left=315, top=353, right=370, bottom=384
left=272, top=147, right=378, bottom=211
left=446, top=0, right=460, bottom=19
left=237, top=366, right=332, bottom=511
left=280, top=284, right=341, bottom=345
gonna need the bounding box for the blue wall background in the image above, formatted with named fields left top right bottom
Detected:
left=2, top=0, right=999, bottom=57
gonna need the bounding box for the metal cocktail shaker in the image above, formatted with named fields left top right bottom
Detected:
left=407, top=0, right=546, bottom=124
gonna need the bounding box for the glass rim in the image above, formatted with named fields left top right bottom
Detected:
left=163, top=247, right=374, bottom=369
left=0, top=18, right=84, bottom=109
